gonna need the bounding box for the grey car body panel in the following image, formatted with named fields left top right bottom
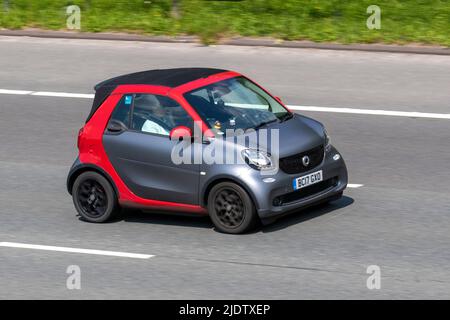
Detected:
left=103, top=130, right=200, bottom=205
left=251, top=114, right=325, bottom=157
left=67, top=157, right=83, bottom=193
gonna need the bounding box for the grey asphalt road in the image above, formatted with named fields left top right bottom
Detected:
left=0, top=36, right=449, bottom=299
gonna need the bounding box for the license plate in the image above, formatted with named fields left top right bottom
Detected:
left=293, top=170, right=323, bottom=190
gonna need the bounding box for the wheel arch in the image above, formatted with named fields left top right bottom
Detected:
left=202, top=176, right=259, bottom=210
left=67, top=163, right=119, bottom=197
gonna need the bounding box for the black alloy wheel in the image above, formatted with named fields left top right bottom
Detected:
left=72, top=171, right=119, bottom=223
left=207, top=182, right=258, bottom=234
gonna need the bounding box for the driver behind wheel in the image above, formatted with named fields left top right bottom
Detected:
left=135, top=94, right=171, bottom=135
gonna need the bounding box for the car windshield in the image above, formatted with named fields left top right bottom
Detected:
left=183, top=76, right=291, bottom=135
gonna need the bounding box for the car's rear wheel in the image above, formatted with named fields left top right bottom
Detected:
left=207, top=182, right=258, bottom=234
left=72, top=171, right=119, bottom=223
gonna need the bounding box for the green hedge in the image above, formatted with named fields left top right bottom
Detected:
left=0, top=0, right=449, bottom=46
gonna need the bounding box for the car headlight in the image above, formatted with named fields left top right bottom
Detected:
left=324, top=127, right=331, bottom=152
left=241, top=149, right=273, bottom=170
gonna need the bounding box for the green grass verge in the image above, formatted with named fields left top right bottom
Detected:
left=0, top=0, right=449, bottom=46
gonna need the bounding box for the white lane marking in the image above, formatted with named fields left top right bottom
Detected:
left=288, top=105, right=450, bottom=120
left=0, top=89, right=33, bottom=95
left=0, top=242, right=154, bottom=259
left=347, top=184, right=364, bottom=188
left=31, top=91, right=94, bottom=99
left=0, top=88, right=94, bottom=99
left=2, top=88, right=448, bottom=120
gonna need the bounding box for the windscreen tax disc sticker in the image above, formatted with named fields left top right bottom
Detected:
left=124, top=95, right=132, bottom=105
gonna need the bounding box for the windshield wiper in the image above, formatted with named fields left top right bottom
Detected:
left=279, top=112, right=294, bottom=122
left=250, top=118, right=279, bottom=131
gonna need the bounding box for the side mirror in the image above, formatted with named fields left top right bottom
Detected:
left=169, top=126, right=192, bottom=141
left=106, top=119, right=127, bottom=134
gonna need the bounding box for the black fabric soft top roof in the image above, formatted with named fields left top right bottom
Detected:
left=94, top=68, right=227, bottom=90
left=86, top=68, right=228, bottom=122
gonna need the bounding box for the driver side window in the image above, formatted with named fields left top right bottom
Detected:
left=131, top=94, right=193, bottom=136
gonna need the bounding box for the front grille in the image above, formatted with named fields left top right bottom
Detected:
left=273, top=177, right=338, bottom=206
left=279, top=145, right=324, bottom=174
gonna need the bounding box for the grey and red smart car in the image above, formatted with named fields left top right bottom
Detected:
left=67, top=68, right=347, bottom=234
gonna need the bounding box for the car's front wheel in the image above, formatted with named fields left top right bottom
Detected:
left=72, top=171, right=119, bottom=223
left=207, top=182, right=258, bottom=234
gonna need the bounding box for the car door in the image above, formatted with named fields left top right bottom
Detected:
left=103, top=93, right=200, bottom=205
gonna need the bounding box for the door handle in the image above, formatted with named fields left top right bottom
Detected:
left=106, top=120, right=126, bottom=133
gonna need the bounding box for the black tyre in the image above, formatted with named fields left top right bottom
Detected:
left=72, top=171, right=119, bottom=223
left=207, top=182, right=258, bottom=234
